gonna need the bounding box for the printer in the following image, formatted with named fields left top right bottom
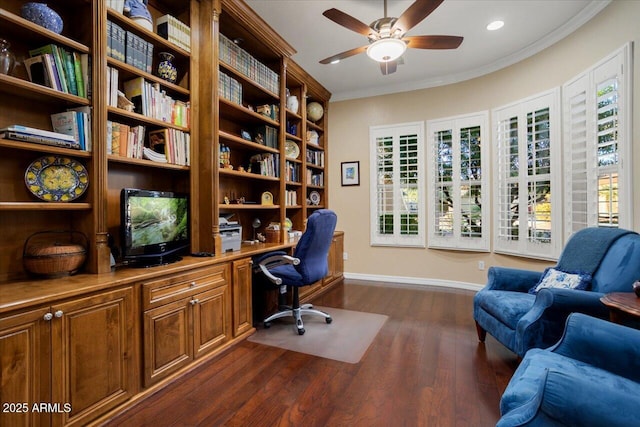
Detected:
left=220, top=215, right=242, bottom=252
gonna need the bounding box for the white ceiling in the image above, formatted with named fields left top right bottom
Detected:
left=244, top=0, right=610, bottom=101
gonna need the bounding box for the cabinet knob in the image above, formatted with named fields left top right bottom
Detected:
left=54, top=310, right=63, bottom=318
left=43, top=312, right=53, bottom=321
left=190, top=281, right=196, bottom=288
left=190, top=299, right=199, bottom=305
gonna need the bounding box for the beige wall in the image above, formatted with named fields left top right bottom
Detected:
left=327, top=1, right=640, bottom=287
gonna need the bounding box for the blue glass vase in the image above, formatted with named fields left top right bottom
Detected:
left=157, top=52, right=178, bottom=84
left=21, top=3, right=63, bottom=34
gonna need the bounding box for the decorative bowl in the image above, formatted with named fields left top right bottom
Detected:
left=633, top=280, right=640, bottom=297
left=21, top=3, right=63, bottom=34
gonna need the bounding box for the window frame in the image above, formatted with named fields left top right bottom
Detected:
left=492, top=88, right=562, bottom=260
left=426, top=112, right=490, bottom=251
left=369, top=121, right=425, bottom=247
left=562, top=43, right=632, bottom=242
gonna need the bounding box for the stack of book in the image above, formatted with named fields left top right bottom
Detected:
left=219, top=33, right=279, bottom=94
left=219, top=72, right=242, bottom=106
left=0, top=125, right=79, bottom=149
left=249, top=153, right=279, bottom=177
left=24, top=44, right=89, bottom=98
left=123, top=77, right=190, bottom=126
left=156, top=14, right=191, bottom=52
left=51, top=107, right=92, bottom=151
left=253, top=125, right=278, bottom=148
left=107, top=20, right=154, bottom=74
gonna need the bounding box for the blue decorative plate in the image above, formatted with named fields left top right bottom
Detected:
left=25, top=156, right=88, bottom=202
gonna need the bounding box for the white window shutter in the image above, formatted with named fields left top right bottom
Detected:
left=427, top=112, right=489, bottom=251
left=370, top=122, right=425, bottom=247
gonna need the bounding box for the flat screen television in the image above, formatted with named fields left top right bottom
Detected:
left=120, top=188, right=190, bottom=267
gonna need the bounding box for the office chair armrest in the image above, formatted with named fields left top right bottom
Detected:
left=257, top=252, right=300, bottom=285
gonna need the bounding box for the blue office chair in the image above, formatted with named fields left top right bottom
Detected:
left=256, top=209, right=337, bottom=335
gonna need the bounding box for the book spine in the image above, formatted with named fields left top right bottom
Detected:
left=72, top=52, right=85, bottom=98
left=2, top=131, right=80, bottom=149
left=62, top=49, right=78, bottom=96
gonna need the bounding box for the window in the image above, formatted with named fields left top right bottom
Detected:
left=370, top=122, right=425, bottom=247
left=562, top=43, right=632, bottom=241
left=493, top=89, right=562, bottom=259
left=427, top=112, right=489, bottom=251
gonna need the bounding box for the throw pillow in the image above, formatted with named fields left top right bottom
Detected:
left=529, top=267, right=592, bottom=294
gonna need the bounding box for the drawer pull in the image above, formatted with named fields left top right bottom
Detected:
left=190, top=281, right=196, bottom=288
left=43, top=312, right=53, bottom=321
left=54, top=310, right=64, bottom=318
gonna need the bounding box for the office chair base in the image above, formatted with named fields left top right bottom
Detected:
left=263, top=306, right=332, bottom=335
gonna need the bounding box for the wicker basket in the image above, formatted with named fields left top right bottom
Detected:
left=23, top=231, right=87, bottom=277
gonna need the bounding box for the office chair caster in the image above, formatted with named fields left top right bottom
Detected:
left=264, top=321, right=271, bottom=328
left=326, top=317, right=332, bottom=324
left=298, top=328, right=305, bottom=335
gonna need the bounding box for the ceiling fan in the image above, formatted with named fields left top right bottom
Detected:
left=319, top=0, right=463, bottom=75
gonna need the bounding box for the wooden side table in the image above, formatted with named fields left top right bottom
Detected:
left=600, top=292, right=640, bottom=325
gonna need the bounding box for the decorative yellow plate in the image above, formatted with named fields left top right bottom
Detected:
left=25, top=156, right=89, bottom=202
left=285, top=140, right=300, bottom=159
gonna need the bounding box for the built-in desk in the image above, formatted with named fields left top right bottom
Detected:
left=0, top=235, right=342, bottom=427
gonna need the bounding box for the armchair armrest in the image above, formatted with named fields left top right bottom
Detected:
left=484, top=266, right=543, bottom=292
left=256, top=251, right=300, bottom=285
left=550, top=312, right=640, bottom=383
left=515, top=288, right=610, bottom=356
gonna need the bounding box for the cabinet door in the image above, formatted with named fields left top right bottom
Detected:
left=232, top=258, right=254, bottom=337
left=0, top=307, right=51, bottom=427
left=51, top=287, right=137, bottom=427
left=324, top=232, right=344, bottom=287
left=143, top=298, right=193, bottom=387
left=192, top=285, right=231, bottom=359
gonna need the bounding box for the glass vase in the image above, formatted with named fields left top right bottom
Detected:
left=0, top=39, right=15, bottom=76
left=157, top=52, right=178, bottom=84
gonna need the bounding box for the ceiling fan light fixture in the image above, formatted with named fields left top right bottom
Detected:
left=366, top=38, right=407, bottom=63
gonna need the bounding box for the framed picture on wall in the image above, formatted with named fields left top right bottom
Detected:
left=341, top=161, right=360, bottom=186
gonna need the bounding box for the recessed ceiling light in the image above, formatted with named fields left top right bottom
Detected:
left=487, top=20, right=504, bottom=31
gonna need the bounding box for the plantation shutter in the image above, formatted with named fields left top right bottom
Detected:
left=563, top=43, right=631, bottom=242
left=493, top=89, right=562, bottom=259
left=370, top=122, right=425, bottom=247
left=427, top=112, right=489, bottom=251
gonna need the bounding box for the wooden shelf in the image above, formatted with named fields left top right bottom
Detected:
left=0, top=139, right=92, bottom=157
left=0, top=202, right=91, bottom=211
left=219, top=204, right=280, bottom=210
left=108, top=155, right=190, bottom=171
left=219, top=168, right=279, bottom=181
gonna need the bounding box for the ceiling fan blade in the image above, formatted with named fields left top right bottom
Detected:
left=323, top=8, right=373, bottom=37
left=319, top=45, right=368, bottom=64
left=380, top=60, right=398, bottom=75
left=404, top=35, right=463, bottom=49
left=392, top=0, right=444, bottom=35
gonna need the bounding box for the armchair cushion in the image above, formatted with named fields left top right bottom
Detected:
left=528, top=268, right=591, bottom=294
left=498, top=313, right=640, bottom=427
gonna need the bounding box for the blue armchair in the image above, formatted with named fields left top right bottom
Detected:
left=498, top=313, right=640, bottom=426
left=474, top=227, right=640, bottom=357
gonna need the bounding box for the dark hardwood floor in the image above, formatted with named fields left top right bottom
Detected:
left=102, top=280, right=519, bottom=427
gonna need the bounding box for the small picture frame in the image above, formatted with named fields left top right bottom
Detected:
left=341, top=161, right=360, bottom=186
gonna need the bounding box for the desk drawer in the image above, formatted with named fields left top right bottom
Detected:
left=142, top=264, right=229, bottom=310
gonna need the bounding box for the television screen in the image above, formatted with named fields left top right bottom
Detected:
left=121, top=188, right=189, bottom=266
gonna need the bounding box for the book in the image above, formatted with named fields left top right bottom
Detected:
left=61, top=48, right=78, bottom=96
left=50, top=111, right=81, bottom=145
left=148, top=128, right=168, bottom=154
left=23, top=55, right=49, bottom=87
left=72, top=52, right=85, bottom=98
left=67, top=106, right=92, bottom=151
left=29, top=44, right=68, bottom=93
left=0, top=131, right=80, bottom=149
left=0, top=125, right=75, bottom=142
left=123, top=76, right=145, bottom=114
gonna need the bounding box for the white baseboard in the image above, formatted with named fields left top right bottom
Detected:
left=343, top=272, right=484, bottom=292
